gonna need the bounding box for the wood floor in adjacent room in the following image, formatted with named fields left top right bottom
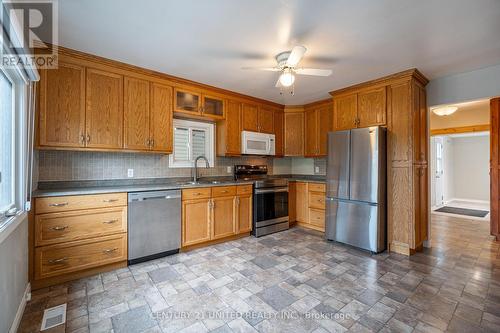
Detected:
left=18, top=214, right=500, bottom=333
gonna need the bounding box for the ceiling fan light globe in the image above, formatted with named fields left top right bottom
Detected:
left=432, top=106, right=458, bottom=116
left=279, top=70, right=295, bottom=87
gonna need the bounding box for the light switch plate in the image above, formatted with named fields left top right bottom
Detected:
left=226, top=166, right=232, bottom=174
left=127, top=169, right=134, bottom=178
left=315, top=166, right=320, bottom=173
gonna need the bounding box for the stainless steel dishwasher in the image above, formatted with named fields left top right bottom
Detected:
left=128, top=190, right=181, bottom=265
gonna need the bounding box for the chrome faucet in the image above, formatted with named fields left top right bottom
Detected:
left=193, top=155, right=210, bottom=183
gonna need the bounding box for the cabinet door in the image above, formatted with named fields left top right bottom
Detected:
left=123, top=77, right=150, bottom=150
left=182, top=199, right=211, bottom=246
left=284, top=112, right=304, bottom=156
left=333, top=94, right=358, bottom=130
left=224, top=100, right=241, bottom=155
left=202, top=94, right=225, bottom=119
left=274, top=111, right=284, bottom=157
left=39, top=62, right=85, bottom=148
left=241, top=103, right=259, bottom=132
left=305, top=109, right=318, bottom=156
left=288, top=182, right=297, bottom=222
left=174, top=88, right=201, bottom=114
left=358, top=87, right=386, bottom=128
left=295, top=182, right=308, bottom=222
left=85, top=68, right=123, bottom=149
left=258, top=106, right=274, bottom=133
left=212, top=197, right=235, bottom=239
left=237, top=195, right=252, bottom=234
left=318, top=104, right=333, bottom=156
left=150, top=83, right=173, bottom=153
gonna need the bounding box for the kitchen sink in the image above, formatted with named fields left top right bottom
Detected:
left=176, top=180, right=224, bottom=186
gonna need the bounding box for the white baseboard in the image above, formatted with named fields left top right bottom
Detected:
left=449, top=198, right=490, bottom=205
left=9, top=283, right=30, bottom=333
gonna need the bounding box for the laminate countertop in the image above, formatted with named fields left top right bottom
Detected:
left=32, top=175, right=326, bottom=198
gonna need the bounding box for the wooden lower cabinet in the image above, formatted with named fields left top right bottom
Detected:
left=212, top=196, right=236, bottom=239
left=182, top=198, right=211, bottom=246
left=237, top=194, right=252, bottom=233
left=289, top=181, right=326, bottom=232
left=32, top=193, right=128, bottom=288
left=181, top=185, right=252, bottom=248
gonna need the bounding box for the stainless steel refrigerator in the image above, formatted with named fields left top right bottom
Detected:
left=325, top=126, right=386, bottom=253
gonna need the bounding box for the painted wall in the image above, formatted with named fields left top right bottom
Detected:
left=427, top=63, right=500, bottom=107
left=452, top=135, right=490, bottom=202
left=0, top=218, right=28, bottom=333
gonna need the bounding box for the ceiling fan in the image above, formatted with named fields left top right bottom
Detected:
left=242, top=46, right=332, bottom=93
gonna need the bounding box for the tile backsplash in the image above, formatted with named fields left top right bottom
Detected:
left=37, top=150, right=273, bottom=181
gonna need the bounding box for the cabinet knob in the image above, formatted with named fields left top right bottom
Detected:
left=48, top=202, right=68, bottom=207
left=48, top=257, right=68, bottom=264
left=51, top=225, right=68, bottom=231
left=86, top=134, right=91, bottom=143
left=103, top=248, right=118, bottom=254
left=102, top=219, right=118, bottom=224
left=103, top=199, right=119, bottom=203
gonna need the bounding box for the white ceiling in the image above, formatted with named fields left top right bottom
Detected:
left=57, top=0, right=500, bottom=105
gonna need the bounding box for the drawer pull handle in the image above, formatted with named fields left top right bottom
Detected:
left=103, top=199, right=119, bottom=203
left=51, top=225, right=68, bottom=231
left=194, top=193, right=201, bottom=196
left=220, top=190, right=228, bottom=193
left=103, top=248, right=118, bottom=254
left=48, top=202, right=68, bottom=207
left=48, top=257, right=68, bottom=264
left=102, top=219, right=118, bottom=224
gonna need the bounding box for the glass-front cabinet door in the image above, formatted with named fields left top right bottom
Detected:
left=202, top=95, right=225, bottom=119
left=174, top=88, right=201, bottom=114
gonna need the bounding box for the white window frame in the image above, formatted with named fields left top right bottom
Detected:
left=0, top=64, right=29, bottom=240
left=169, top=118, right=215, bottom=168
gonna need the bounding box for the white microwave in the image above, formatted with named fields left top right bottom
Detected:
left=241, top=131, right=275, bottom=156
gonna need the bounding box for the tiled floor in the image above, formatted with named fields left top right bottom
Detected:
left=19, top=214, right=500, bottom=333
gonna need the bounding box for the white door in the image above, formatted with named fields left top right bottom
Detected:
left=435, top=137, right=445, bottom=206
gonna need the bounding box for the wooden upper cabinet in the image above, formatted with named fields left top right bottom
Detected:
left=258, top=106, right=274, bottom=133
left=305, top=109, right=318, bottom=156
left=85, top=68, right=124, bottom=149
left=358, top=87, right=386, bottom=128
left=284, top=112, right=304, bottom=156
left=150, top=83, right=173, bottom=153
left=241, top=103, right=259, bottom=132
left=333, top=94, right=358, bottom=131
left=38, top=62, right=86, bottom=148
left=318, top=104, right=332, bottom=155
left=274, top=111, right=284, bottom=157
left=202, top=94, right=225, bottom=119
left=123, top=77, right=150, bottom=150
left=174, top=88, right=201, bottom=115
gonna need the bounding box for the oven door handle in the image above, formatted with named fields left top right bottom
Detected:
left=255, top=188, right=288, bottom=194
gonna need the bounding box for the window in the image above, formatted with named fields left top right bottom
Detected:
left=169, top=119, right=215, bottom=168
left=0, top=70, right=14, bottom=215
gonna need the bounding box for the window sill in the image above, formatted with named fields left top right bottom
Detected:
left=0, top=211, right=27, bottom=245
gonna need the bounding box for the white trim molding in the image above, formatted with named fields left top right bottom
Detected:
left=9, top=283, right=30, bottom=333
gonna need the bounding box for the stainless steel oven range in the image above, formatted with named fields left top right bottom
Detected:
left=234, top=165, right=289, bottom=237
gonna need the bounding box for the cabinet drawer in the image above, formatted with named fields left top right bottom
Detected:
left=212, top=186, right=237, bottom=198
left=36, top=193, right=127, bottom=214
left=237, top=185, right=253, bottom=195
left=309, top=192, right=326, bottom=210
left=309, top=208, right=325, bottom=229
left=182, top=188, right=211, bottom=200
left=35, top=207, right=127, bottom=246
left=308, top=183, right=326, bottom=193
left=35, top=234, right=127, bottom=280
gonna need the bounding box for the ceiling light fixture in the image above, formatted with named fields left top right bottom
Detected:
left=278, top=68, right=295, bottom=87
left=432, top=106, right=458, bottom=116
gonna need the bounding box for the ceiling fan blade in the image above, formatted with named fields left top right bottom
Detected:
left=286, top=46, right=307, bottom=67
left=295, top=68, right=332, bottom=76
left=241, top=67, right=280, bottom=71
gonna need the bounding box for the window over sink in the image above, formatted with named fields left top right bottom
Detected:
left=169, top=118, right=214, bottom=168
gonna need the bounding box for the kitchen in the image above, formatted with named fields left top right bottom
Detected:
left=2, top=1, right=500, bottom=333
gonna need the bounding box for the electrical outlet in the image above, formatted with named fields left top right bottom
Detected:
left=315, top=166, right=320, bottom=173
left=227, top=166, right=232, bottom=174
left=127, top=169, right=134, bottom=178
